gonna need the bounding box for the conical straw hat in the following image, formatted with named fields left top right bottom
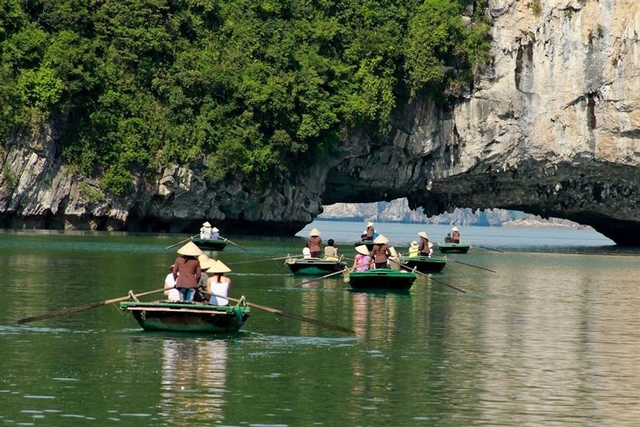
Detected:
left=198, top=254, right=216, bottom=270
left=418, top=231, right=428, bottom=239
left=309, top=228, right=321, bottom=237
left=207, top=260, right=231, bottom=274
left=373, top=234, right=388, bottom=244
left=202, top=221, right=211, bottom=227
left=177, top=241, right=203, bottom=256
left=355, top=245, right=369, bottom=256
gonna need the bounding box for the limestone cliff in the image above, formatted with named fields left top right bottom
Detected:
left=1, top=0, right=638, bottom=245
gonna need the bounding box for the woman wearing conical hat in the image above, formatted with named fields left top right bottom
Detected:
left=352, top=244, right=372, bottom=272
left=361, top=221, right=379, bottom=242
left=371, top=235, right=390, bottom=269
left=451, top=226, right=461, bottom=243
left=172, top=242, right=203, bottom=301
left=417, top=231, right=432, bottom=257
left=206, top=260, right=232, bottom=306
left=307, top=228, right=322, bottom=258
left=200, top=221, right=212, bottom=239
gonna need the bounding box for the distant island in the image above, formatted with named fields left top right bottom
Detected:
left=319, top=200, right=591, bottom=229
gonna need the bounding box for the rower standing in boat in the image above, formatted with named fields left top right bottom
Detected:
left=361, top=221, right=379, bottom=241
left=418, top=231, right=433, bottom=257
left=172, top=242, right=203, bottom=301
left=371, top=235, right=391, bottom=269
left=451, top=226, right=461, bottom=243
left=200, top=221, right=213, bottom=239
left=307, top=228, right=322, bottom=258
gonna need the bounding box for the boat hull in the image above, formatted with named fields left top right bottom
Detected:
left=286, top=258, right=347, bottom=276
left=403, top=256, right=447, bottom=272
left=120, top=301, right=249, bottom=334
left=347, top=268, right=417, bottom=291
left=192, top=238, right=227, bottom=251
left=438, top=243, right=470, bottom=254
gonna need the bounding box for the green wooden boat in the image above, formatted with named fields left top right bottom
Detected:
left=120, top=300, right=250, bottom=334
left=437, top=243, right=470, bottom=254
left=345, top=268, right=417, bottom=291
left=402, top=256, right=446, bottom=273
left=285, top=257, right=347, bottom=276
left=191, top=237, right=227, bottom=251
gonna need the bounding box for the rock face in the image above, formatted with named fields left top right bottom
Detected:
left=1, top=0, right=639, bottom=245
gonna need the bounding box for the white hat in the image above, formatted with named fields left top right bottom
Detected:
left=410, top=241, right=418, bottom=248
left=373, top=234, right=388, bottom=244
left=428, top=242, right=433, bottom=248
left=212, top=227, right=219, bottom=232
left=366, top=222, right=374, bottom=228
left=388, top=246, right=398, bottom=257
left=452, top=226, right=459, bottom=232
left=198, top=254, right=216, bottom=270
left=177, top=241, right=203, bottom=256
left=418, top=231, right=428, bottom=239
left=309, top=228, right=321, bottom=237
left=207, top=260, right=231, bottom=274
left=202, top=221, right=211, bottom=227
left=355, top=245, right=369, bottom=256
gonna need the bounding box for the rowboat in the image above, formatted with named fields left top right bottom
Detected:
left=401, top=255, right=447, bottom=273
left=437, top=243, right=470, bottom=254
left=191, top=237, right=227, bottom=251
left=119, top=300, right=250, bottom=334
left=285, top=257, right=347, bottom=276
left=344, top=268, right=417, bottom=291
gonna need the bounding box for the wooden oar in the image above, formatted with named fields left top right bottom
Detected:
left=389, top=259, right=468, bottom=293
left=220, top=236, right=249, bottom=252
left=165, top=234, right=198, bottom=250
left=229, top=255, right=301, bottom=266
left=17, top=287, right=168, bottom=325
left=206, top=293, right=357, bottom=335
left=446, top=258, right=496, bottom=273
left=295, top=267, right=354, bottom=287
left=477, top=245, right=504, bottom=253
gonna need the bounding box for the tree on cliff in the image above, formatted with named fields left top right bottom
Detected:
left=0, top=0, right=490, bottom=195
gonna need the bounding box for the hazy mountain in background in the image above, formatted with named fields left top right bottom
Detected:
left=319, top=199, right=588, bottom=229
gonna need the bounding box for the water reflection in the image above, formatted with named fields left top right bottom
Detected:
left=159, top=338, right=229, bottom=424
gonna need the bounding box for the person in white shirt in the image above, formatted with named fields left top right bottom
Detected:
left=206, top=260, right=232, bottom=306
left=200, top=221, right=213, bottom=239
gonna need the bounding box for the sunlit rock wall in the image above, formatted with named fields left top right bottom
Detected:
left=0, top=0, right=638, bottom=244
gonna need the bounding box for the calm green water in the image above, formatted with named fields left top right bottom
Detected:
left=0, top=224, right=638, bottom=426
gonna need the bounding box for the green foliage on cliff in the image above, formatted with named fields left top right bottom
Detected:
left=0, top=0, right=491, bottom=195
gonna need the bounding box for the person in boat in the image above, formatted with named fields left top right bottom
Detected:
left=444, top=233, right=453, bottom=243
left=361, top=221, right=379, bottom=242
left=418, top=231, right=432, bottom=257
left=451, top=226, right=461, bottom=243
left=206, top=260, right=232, bottom=306
left=388, top=246, right=401, bottom=269
left=307, top=228, right=322, bottom=258
left=211, top=227, right=220, bottom=240
left=352, top=244, right=372, bottom=272
left=302, top=247, right=312, bottom=259
left=195, top=254, right=216, bottom=302
left=172, top=241, right=203, bottom=302
left=408, top=241, right=419, bottom=257
left=324, top=238, right=339, bottom=261
left=371, top=235, right=391, bottom=269
left=164, top=264, right=180, bottom=302
left=200, top=221, right=213, bottom=239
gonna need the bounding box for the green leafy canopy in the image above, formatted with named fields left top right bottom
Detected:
left=0, top=0, right=491, bottom=195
